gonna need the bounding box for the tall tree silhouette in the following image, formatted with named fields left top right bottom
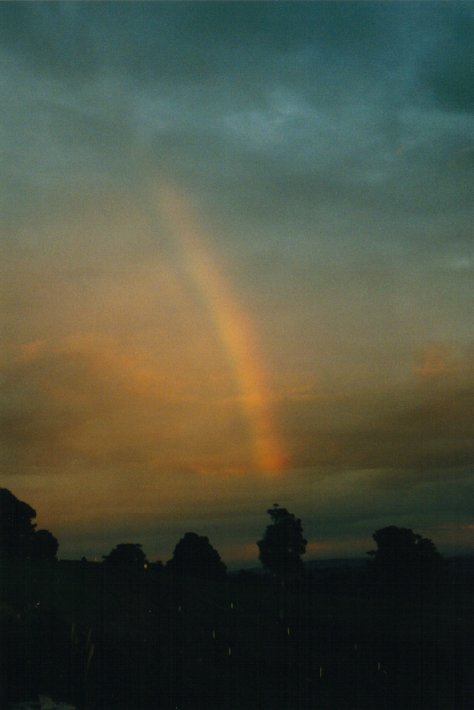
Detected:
left=167, top=532, right=227, bottom=580
left=258, top=504, right=307, bottom=582
left=0, top=488, right=58, bottom=560
left=368, top=525, right=442, bottom=591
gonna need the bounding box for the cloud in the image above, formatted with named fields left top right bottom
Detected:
left=414, top=343, right=464, bottom=380
left=280, top=348, right=474, bottom=471
left=0, top=3, right=394, bottom=83
left=0, top=332, right=254, bottom=478
left=418, top=5, right=474, bottom=114
left=1, top=0, right=472, bottom=308
left=1, top=3, right=472, bottom=563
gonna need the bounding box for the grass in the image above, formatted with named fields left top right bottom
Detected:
left=1, top=558, right=473, bottom=708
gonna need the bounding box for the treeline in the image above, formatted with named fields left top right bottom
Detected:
left=0, top=489, right=463, bottom=593
left=2, top=489, right=474, bottom=708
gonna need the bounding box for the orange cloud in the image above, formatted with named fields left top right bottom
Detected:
left=414, top=343, right=458, bottom=379
left=1, top=334, right=262, bottom=478
left=278, top=350, right=474, bottom=471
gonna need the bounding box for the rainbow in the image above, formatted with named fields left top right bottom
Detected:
left=153, top=183, right=286, bottom=475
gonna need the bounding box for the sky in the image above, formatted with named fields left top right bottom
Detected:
left=1, top=2, right=473, bottom=567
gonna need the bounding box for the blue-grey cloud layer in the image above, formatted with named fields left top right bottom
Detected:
left=2, top=2, right=473, bottom=225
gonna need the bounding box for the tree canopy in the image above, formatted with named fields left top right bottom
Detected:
left=103, top=543, right=148, bottom=568
left=30, top=528, right=59, bottom=560
left=167, top=532, right=227, bottom=580
left=368, top=525, right=442, bottom=590
left=0, top=488, right=58, bottom=560
left=257, top=504, right=307, bottom=582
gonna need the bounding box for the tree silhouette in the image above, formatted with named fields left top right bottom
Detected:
left=0, top=487, right=36, bottom=558
left=103, top=543, right=148, bottom=568
left=167, top=532, right=227, bottom=580
left=30, top=529, right=59, bottom=560
left=257, top=504, right=307, bottom=582
left=368, top=525, right=442, bottom=591
left=0, top=488, right=58, bottom=560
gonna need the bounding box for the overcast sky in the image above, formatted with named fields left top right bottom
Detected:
left=1, top=2, right=473, bottom=565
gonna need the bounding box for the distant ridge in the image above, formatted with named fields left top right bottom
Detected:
left=231, top=557, right=368, bottom=575
left=305, top=557, right=367, bottom=570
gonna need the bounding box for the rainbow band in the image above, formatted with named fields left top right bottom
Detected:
left=156, top=184, right=286, bottom=474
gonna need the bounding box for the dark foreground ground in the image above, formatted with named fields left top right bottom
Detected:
left=1, top=559, right=473, bottom=709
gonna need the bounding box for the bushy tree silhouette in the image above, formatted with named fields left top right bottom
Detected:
left=167, top=532, right=227, bottom=580
left=0, top=488, right=58, bottom=560
left=258, top=504, right=307, bottom=582
left=103, top=543, right=148, bottom=568
left=30, top=528, right=59, bottom=560
left=368, top=525, right=442, bottom=591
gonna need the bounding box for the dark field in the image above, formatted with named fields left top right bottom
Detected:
left=1, top=559, right=473, bottom=709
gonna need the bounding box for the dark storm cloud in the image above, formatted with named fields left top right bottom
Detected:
left=3, top=2, right=470, bottom=110
left=0, top=3, right=396, bottom=82
left=2, top=2, right=472, bottom=241
left=419, top=5, right=474, bottom=114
